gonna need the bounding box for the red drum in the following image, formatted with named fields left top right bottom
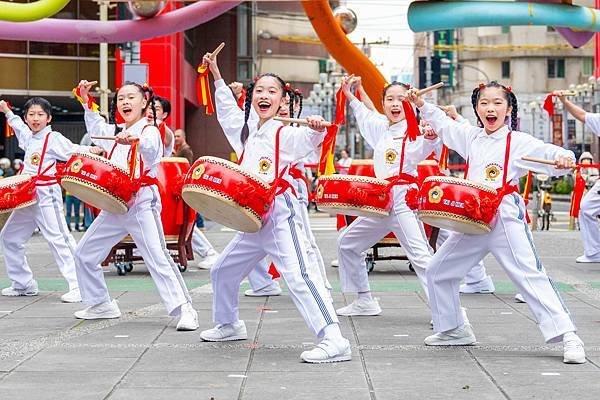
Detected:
left=61, top=152, right=132, bottom=215
left=156, top=157, right=196, bottom=241
left=348, top=159, right=375, bottom=177
left=417, top=160, right=441, bottom=186
left=182, top=156, right=272, bottom=233
left=316, top=174, right=392, bottom=218
left=0, top=175, right=36, bottom=214
left=417, top=176, right=498, bottom=235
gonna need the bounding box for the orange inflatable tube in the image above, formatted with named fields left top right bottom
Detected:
left=301, top=0, right=387, bottom=112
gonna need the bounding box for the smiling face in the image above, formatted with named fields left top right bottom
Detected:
left=382, top=85, right=407, bottom=124
left=277, top=95, right=291, bottom=118
left=476, top=86, right=512, bottom=133
left=252, top=76, right=285, bottom=121
left=117, top=85, right=147, bottom=125
left=25, top=105, right=52, bottom=133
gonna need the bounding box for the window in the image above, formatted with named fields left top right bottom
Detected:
left=548, top=58, right=565, bottom=78
left=582, top=57, right=593, bottom=76
left=501, top=26, right=510, bottom=34
left=501, top=61, right=510, bottom=79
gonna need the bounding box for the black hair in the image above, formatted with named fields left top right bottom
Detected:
left=23, top=97, right=52, bottom=117
left=241, top=73, right=293, bottom=144
left=109, top=81, right=157, bottom=134
left=293, top=89, right=303, bottom=119
left=154, top=96, right=171, bottom=120
left=382, top=81, right=411, bottom=99
left=471, top=81, right=518, bottom=131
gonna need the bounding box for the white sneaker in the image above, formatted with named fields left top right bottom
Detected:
left=563, top=332, right=586, bottom=364
left=331, top=259, right=339, bottom=268
left=197, top=249, right=220, bottom=270
left=514, top=293, right=526, bottom=303
left=336, top=297, right=381, bottom=316
left=424, top=324, right=477, bottom=346
left=60, top=287, right=82, bottom=303
left=176, top=302, right=199, bottom=331
left=1, top=280, right=38, bottom=297
left=200, top=320, right=247, bottom=341
left=300, top=337, right=352, bottom=363
left=459, top=276, right=495, bottom=294
left=576, top=255, right=600, bottom=263
left=74, top=300, right=121, bottom=320
left=244, top=282, right=282, bottom=297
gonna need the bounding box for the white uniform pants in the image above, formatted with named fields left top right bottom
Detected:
left=75, top=186, right=190, bottom=316
left=579, top=180, right=600, bottom=258
left=427, top=194, right=575, bottom=343
left=437, top=228, right=488, bottom=284
left=337, top=187, right=432, bottom=297
left=211, top=190, right=337, bottom=336
left=191, top=227, right=214, bottom=257
left=246, top=179, right=332, bottom=291
left=1, top=184, right=78, bottom=290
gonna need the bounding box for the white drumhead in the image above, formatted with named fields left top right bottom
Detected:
left=182, top=187, right=263, bottom=233
left=61, top=179, right=128, bottom=215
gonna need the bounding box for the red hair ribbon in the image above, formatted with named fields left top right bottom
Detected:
left=294, top=88, right=301, bottom=95
left=505, top=86, right=512, bottom=92
left=478, top=83, right=486, bottom=89
left=285, top=83, right=292, bottom=91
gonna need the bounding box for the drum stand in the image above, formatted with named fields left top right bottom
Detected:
left=100, top=204, right=196, bottom=276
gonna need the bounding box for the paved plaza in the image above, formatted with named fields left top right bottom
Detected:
left=1, top=214, right=600, bottom=399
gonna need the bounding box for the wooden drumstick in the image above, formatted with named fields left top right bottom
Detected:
left=521, top=156, right=575, bottom=168
left=274, top=117, right=333, bottom=127
left=210, top=42, right=225, bottom=60
left=91, top=136, right=139, bottom=143
left=555, top=90, right=577, bottom=97
left=416, top=82, right=444, bottom=96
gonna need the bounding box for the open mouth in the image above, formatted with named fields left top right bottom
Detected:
left=121, top=106, right=133, bottom=117
left=258, top=101, right=271, bottom=112
left=391, top=110, right=402, bottom=118
left=485, top=115, right=498, bottom=124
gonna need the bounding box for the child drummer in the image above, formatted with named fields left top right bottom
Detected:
left=0, top=98, right=101, bottom=303
left=335, top=77, right=440, bottom=317
left=408, top=81, right=586, bottom=364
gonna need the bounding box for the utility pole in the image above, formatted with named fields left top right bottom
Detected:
left=425, top=32, right=432, bottom=87
left=99, top=1, right=109, bottom=117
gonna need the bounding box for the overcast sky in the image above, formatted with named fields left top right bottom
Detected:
left=346, top=0, right=414, bottom=82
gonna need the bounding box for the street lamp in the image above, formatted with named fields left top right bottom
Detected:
left=442, top=58, right=491, bottom=83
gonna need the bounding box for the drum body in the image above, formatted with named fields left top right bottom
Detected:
left=0, top=175, right=36, bottom=215
left=347, top=159, right=375, bottom=177
left=316, top=174, right=392, bottom=218
left=182, top=156, right=271, bottom=233
left=417, top=176, right=498, bottom=235
left=417, top=159, right=441, bottom=186
left=61, top=152, right=132, bottom=215
left=156, top=157, right=196, bottom=241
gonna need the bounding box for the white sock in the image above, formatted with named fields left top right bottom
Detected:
left=321, top=323, right=343, bottom=340
left=357, top=291, right=373, bottom=301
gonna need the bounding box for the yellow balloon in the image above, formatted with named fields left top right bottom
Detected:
left=0, top=0, right=70, bottom=22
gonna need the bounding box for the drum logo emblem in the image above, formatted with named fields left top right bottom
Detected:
left=70, top=159, right=83, bottom=174
left=385, top=149, right=397, bottom=164
left=317, top=184, right=324, bottom=199
left=192, top=164, right=205, bottom=180
left=485, top=164, right=501, bottom=181
left=30, top=153, right=40, bottom=166
left=428, top=186, right=443, bottom=203
left=258, top=157, right=272, bottom=174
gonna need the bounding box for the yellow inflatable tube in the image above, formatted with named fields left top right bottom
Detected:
left=0, top=0, right=70, bottom=22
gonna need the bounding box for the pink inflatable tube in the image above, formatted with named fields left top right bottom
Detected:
left=0, top=1, right=240, bottom=44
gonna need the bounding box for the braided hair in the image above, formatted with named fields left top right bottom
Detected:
left=240, top=73, right=293, bottom=144
left=109, top=81, right=157, bottom=134
left=293, top=88, right=303, bottom=119
left=471, top=81, right=518, bottom=131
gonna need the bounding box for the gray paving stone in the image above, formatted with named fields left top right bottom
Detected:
left=133, top=346, right=250, bottom=372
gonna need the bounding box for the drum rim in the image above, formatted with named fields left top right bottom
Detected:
left=0, top=198, right=37, bottom=214
left=418, top=210, right=492, bottom=233
left=318, top=174, right=390, bottom=185
left=0, top=174, right=33, bottom=188
left=422, top=176, right=497, bottom=194
left=182, top=184, right=265, bottom=226
left=61, top=176, right=129, bottom=212
left=161, top=157, right=190, bottom=164
left=71, top=152, right=129, bottom=175
left=318, top=201, right=391, bottom=216
left=194, top=156, right=270, bottom=189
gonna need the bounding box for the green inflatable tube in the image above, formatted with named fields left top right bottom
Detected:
left=408, top=1, right=600, bottom=32
left=0, top=0, right=70, bottom=22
